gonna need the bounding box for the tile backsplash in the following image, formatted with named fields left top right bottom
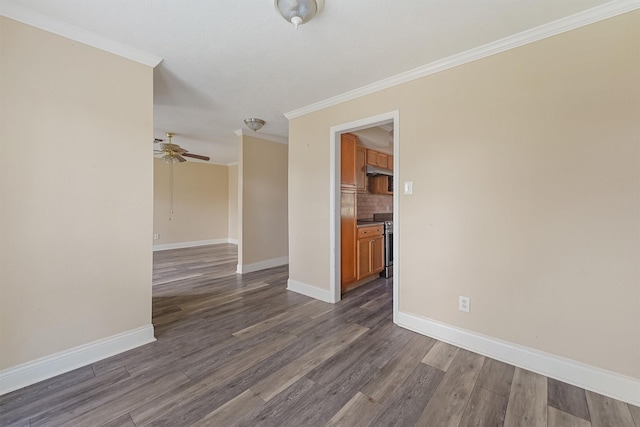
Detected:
left=357, top=193, right=393, bottom=219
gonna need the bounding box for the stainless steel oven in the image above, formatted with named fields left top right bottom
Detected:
left=373, top=213, right=394, bottom=278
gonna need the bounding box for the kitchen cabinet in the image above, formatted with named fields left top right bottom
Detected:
left=341, top=133, right=358, bottom=189
left=341, top=190, right=357, bottom=288
left=366, top=149, right=388, bottom=169
left=356, top=225, right=384, bottom=280
left=369, top=175, right=393, bottom=195
left=356, top=145, right=367, bottom=193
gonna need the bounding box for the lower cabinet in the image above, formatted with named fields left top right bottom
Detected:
left=356, top=226, right=385, bottom=280
left=340, top=190, right=357, bottom=289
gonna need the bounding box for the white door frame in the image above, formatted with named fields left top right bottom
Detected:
left=329, top=110, right=399, bottom=322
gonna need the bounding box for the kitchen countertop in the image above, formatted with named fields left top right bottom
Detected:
left=357, top=220, right=384, bottom=228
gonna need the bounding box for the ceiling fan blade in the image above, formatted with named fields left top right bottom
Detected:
left=173, top=147, right=188, bottom=154
left=154, top=138, right=164, bottom=143
left=182, top=153, right=210, bottom=161
left=154, top=149, right=164, bottom=153
left=176, top=155, right=187, bottom=163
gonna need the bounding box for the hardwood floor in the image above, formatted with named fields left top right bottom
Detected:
left=1, top=243, right=638, bottom=426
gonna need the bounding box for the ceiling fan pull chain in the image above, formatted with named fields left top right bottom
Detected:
left=169, top=162, right=174, bottom=221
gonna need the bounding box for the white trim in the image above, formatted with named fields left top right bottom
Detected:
left=236, top=256, right=288, bottom=274
left=286, top=279, right=336, bottom=303
left=152, top=238, right=232, bottom=252
left=0, top=1, right=163, bottom=68
left=397, top=311, right=640, bottom=406
left=328, top=111, right=399, bottom=306
left=227, top=238, right=239, bottom=245
left=234, top=129, right=288, bottom=145
left=0, top=325, right=155, bottom=395
left=285, top=0, right=640, bottom=119
left=391, top=115, right=400, bottom=324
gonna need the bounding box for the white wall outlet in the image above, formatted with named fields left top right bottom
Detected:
left=153, top=233, right=160, bottom=240
left=459, top=296, right=470, bottom=312
left=404, top=181, right=413, bottom=195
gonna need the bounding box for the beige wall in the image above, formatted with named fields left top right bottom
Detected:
left=228, top=164, right=238, bottom=242
left=238, top=135, right=288, bottom=268
left=289, top=12, right=640, bottom=379
left=153, top=159, right=229, bottom=245
left=0, top=18, right=154, bottom=369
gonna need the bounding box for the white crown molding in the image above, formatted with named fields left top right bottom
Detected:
left=234, top=129, right=288, bottom=145
left=397, top=311, right=640, bottom=407
left=0, top=0, right=162, bottom=68
left=285, top=0, right=640, bottom=119
left=0, top=325, right=155, bottom=395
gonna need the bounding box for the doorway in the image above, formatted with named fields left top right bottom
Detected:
left=329, top=111, right=399, bottom=323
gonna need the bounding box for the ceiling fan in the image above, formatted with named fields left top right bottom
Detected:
left=154, top=132, right=210, bottom=163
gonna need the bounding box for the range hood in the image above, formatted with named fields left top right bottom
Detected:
left=366, top=165, right=393, bottom=177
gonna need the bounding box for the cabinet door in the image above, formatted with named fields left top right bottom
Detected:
left=341, top=134, right=357, bottom=188
left=368, top=176, right=392, bottom=195
left=371, top=236, right=385, bottom=274
left=356, top=146, right=366, bottom=193
left=376, top=153, right=388, bottom=169
left=356, top=237, right=373, bottom=280
left=341, top=190, right=357, bottom=287
left=366, top=149, right=378, bottom=167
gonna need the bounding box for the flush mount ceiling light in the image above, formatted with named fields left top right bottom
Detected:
left=244, top=118, right=266, bottom=131
left=274, top=0, right=324, bottom=29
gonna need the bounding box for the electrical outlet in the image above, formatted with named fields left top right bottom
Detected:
left=153, top=233, right=160, bottom=240
left=459, top=296, right=470, bottom=312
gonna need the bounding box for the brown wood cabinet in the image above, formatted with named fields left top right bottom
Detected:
left=366, top=149, right=388, bottom=169
left=356, top=145, right=366, bottom=193
left=356, top=225, right=385, bottom=280
left=341, top=134, right=358, bottom=189
left=369, top=175, right=393, bottom=195
left=340, top=190, right=357, bottom=288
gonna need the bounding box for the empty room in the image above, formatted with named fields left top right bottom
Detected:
left=1, top=1, right=639, bottom=426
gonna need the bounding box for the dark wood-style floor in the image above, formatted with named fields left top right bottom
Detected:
left=1, top=244, right=638, bottom=426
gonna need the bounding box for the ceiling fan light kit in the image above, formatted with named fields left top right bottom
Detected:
left=274, top=0, right=323, bottom=29
left=244, top=118, right=266, bottom=131
left=155, top=132, right=210, bottom=163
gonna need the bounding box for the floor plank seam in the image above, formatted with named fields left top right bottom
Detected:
left=4, top=245, right=637, bottom=427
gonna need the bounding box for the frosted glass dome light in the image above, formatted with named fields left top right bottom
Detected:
left=274, top=0, right=324, bottom=29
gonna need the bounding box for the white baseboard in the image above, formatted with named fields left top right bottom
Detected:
left=153, top=238, right=232, bottom=251
left=236, top=256, right=288, bottom=274
left=396, top=311, right=640, bottom=406
left=0, top=324, right=155, bottom=396
left=228, top=238, right=239, bottom=245
left=287, top=279, right=337, bottom=303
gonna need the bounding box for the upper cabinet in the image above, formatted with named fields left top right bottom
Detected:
left=356, top=145, right=367, bottom=193
left=340, top=133, right=358, bottom=188
left=366, top=148, right=393, bottom=171
left=366, top=150, right=387, bottom=169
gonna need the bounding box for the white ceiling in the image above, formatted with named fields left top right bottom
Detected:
left=4, top=0, right=614, bottom=164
